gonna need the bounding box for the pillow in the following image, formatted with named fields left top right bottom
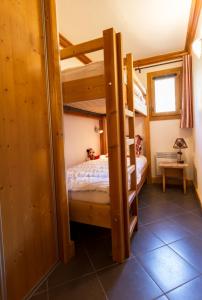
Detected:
left=135, top=135, right=143, bottom=157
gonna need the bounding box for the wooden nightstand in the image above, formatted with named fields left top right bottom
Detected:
left=159, top=162, right=188, bottom=194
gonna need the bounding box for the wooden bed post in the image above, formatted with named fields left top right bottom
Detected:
left=116, top=33, right=131, bottom=258
left=103, top=28, right=125, bottom=262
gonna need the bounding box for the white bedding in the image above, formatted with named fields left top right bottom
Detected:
left=67, top=156, right=147, bottom=204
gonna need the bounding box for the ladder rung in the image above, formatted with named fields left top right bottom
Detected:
left=128, top=164, right=135, bottom=175
left=130, top=216, right=138, bottom=237
left=126, top=138, right=134, bottom=146
left=125, top=108, right=134, bottom=118
left=128, top=190, right=136, bottom=206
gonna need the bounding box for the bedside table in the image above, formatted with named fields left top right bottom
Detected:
left=159, top=162, right=189, bottom=194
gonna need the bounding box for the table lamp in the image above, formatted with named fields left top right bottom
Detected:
left=173, top=138, right=188, bottom=164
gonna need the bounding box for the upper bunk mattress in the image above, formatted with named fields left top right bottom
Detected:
left=67, top=155, right=147, bottom=204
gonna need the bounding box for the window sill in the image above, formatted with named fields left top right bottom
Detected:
left=150, top=114, right=181, bottom=121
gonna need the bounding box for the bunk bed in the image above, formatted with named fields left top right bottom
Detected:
left=60, top=28, right=151, bottom=262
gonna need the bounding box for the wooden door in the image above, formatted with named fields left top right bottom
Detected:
left=0, top=1, right=67, bottom=299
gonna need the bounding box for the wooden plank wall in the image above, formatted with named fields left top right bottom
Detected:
left=0, top=1, right=68, bottom=298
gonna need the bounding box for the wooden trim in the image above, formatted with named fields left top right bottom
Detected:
left=59, top=33, right=92, bottom=64
left=103, top=28, right=125, bottom=263
left=62, top=75, right=105, bottom=103
left=69, top=200, right=111, bottom=228
left=195, top=187, right=202, bottom=206
left=150, top=114, right=181, bottom=121
left=99, top=117, right=108, bottom=154
left=147, top=67, right=182, bottom=121
left=144, top=96, right=152, bottom=183
left=44, top=0, right=74, bottom=263
left=185, top=0, right=202, bottom=52
left=133, top=50, right=188, bottom=68
left=60, top=37, right=104, bottom=60
left=63, top=105, right=105, bottom=119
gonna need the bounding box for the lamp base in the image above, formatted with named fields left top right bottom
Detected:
left=177, top=160, right=184, bottom=164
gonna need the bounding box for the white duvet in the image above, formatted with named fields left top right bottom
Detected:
left=67, top=156, right=147, bottom=193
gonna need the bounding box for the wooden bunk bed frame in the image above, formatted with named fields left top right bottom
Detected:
left=60, top=28, right=151, bottom=262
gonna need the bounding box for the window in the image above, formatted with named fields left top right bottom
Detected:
left=148, top=67, right=182, bottom=120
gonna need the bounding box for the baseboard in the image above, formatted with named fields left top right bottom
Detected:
left=194, top=184, right=202, bottom=206
left=152, top=176, right=193, bottom=186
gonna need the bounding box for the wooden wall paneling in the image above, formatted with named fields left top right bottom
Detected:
left=0, top=0, right=65, bottom=298
left=185, top=0, right=202, bottom=52
left=59, top=33, right=92, bottom=64
left=43, top=0, right=74, bottom=263
left=103, top=28, right=125, bottom=262
left=116, top=33, right=130, bottom=258
left=0, top=208, right=6, bottom=300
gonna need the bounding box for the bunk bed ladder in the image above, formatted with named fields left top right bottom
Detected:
left=116, top=34, right=138, bottom=258
left=126, top=53, right=138, bottom=239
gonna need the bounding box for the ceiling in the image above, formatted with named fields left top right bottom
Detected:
left=56, top=0, right=192, bottom=64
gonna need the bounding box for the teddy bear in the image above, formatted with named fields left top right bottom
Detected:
left=86, top=148, right=100, bottom=160
left=135, top=134, right=143, bottom=157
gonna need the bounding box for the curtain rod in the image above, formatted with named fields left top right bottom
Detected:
left=135, top=59, right=183, bottom=73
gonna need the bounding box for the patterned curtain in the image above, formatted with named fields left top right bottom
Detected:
left=180, top=54, right=193, bottom=128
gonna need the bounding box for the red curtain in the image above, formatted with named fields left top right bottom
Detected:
left=180, top=54, right=193, bottom=128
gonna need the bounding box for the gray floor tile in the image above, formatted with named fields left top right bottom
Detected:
left=156, top=296, right=169, bottom=300
left=137, top=245, right=199, bottom=293
left=48, top=245, right=94, bottom=288
left=169, top=236, right=202, bottom=272
left=166, top=275, right=202, bottom=300
left=168, top=212, right=202, bottom=235
left=32, top=185, right=202, bottom=299
left=31, top=291, right=48, bottom=299
left=139, top=201, right=184, bottom=225
left=48, top=274, right=106, bottom=300
left=98, top=258, right=163, bottom=300
left=146, top=219, right=192, bottom=244
left=85, top=236, right=116, bottom=270
left=131, top=226, right=165, bottom=256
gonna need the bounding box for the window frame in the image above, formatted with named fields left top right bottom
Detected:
left=147, top=67, right=182, bottom=121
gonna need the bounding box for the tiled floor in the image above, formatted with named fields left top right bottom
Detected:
left=32, top=184, right=202, bottom=300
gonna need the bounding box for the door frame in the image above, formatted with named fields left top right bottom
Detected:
left=42, top=0, right=74, bottom=263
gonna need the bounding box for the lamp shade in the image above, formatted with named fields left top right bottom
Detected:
left=173, top=138, right=188, bottom=149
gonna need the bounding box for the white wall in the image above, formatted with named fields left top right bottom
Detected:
left=63, top=114, right=100, bottom=168
left=135, top=62, right=193, bottom=180
left=192, top=10, right=202, bottom=201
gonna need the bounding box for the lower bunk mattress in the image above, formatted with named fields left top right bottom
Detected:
left=67, top=156, right=147, bottom=205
